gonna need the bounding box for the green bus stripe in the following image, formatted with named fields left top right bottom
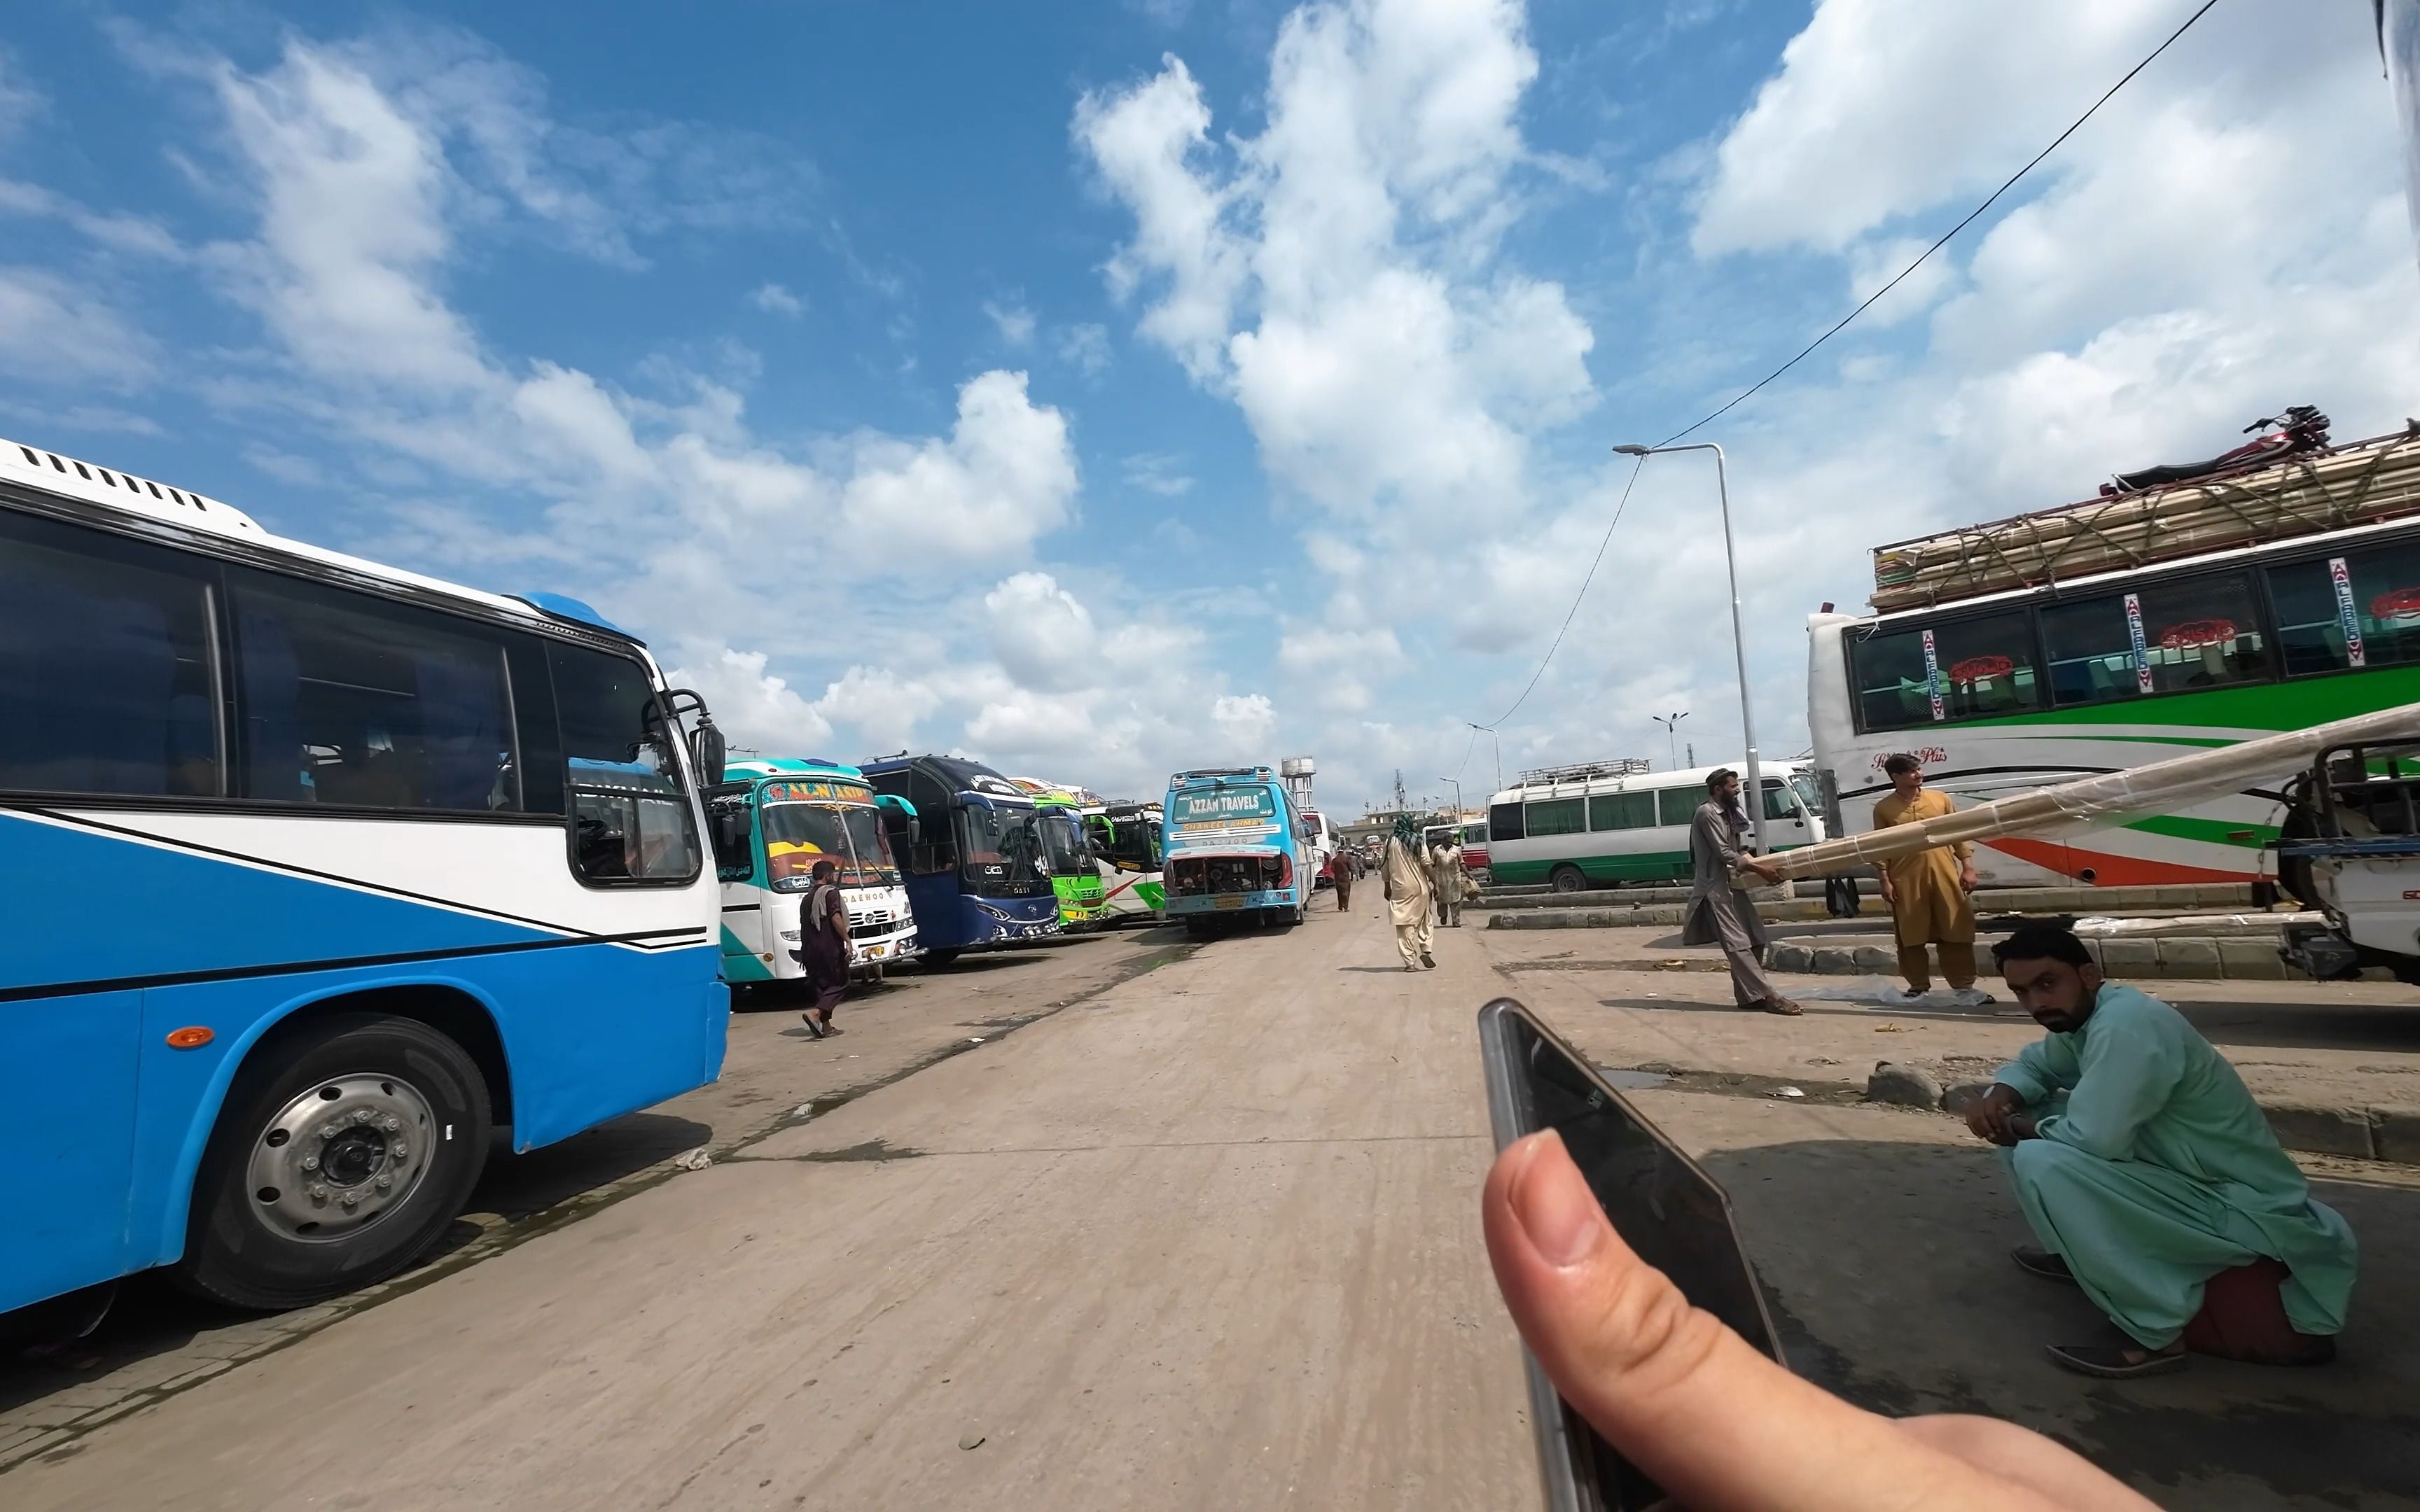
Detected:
left=1954, top=664, right=2420, bottom=734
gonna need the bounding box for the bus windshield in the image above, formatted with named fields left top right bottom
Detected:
left=957, top=802, right=1046, bottom=888
left=763, top=801, right=896, bottom=890
left=1038, top=808, right=1090, bottom=878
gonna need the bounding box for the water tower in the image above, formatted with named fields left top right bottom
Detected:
left=1279, top=756, right=1316, bottom=810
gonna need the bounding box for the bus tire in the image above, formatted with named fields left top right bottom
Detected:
left=1550, top=864, right=1588, bottom=894
left=924, top=949, right=961, bottom=969
left=176, top=1012, right=492, bottom=1312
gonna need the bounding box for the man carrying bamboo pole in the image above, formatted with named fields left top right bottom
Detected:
left=1872, top=753, right=1983, bottom=1000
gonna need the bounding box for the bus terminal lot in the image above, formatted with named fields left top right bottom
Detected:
left=9, top=911, right=2420, bottom=1508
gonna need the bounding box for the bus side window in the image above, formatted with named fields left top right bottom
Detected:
left=905, top=771, right=958, bottom=874
left=551, top=644, right=701, bottom=886
left=229, top=568, right=521, bottom=813
left=1525, top=797, right=1585, bottom=836
left=1590, top=792, right=1654, bottom=831
left=0, top=513, right=221, bottom=799
left=1488, top=801, right=1524, bottom=841
left=2270, top=542, right=2420, bottom=676
left=1657, top=788, right=1699, bottom=827
left=2043, top=572, right=2268, bottom=701
left=1760, top=778, right=1799, bottom=822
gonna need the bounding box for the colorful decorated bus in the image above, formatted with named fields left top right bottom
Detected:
left=1809, top=514, right=2420, bottom=887
left=1161, top=766, right=1313, bottom=932
left=711, top=758, right=920, bottom=984
left=859, top=754, right=1061, bottom=965
left=1085, top=800, right=1165, bottom=920
left=1008, top=778, right=1111, bottom=929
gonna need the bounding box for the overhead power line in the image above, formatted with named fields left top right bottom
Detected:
left=1466, top=0, right=2223, bottom=743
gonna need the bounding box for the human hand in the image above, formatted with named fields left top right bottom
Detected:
left=1963, top=1085, right=2022, bottom=1146
left=1745, top=860, right=1781, bottom=886
left=2007, top=1114, right=2038, bottom=1142
left=1877, top=876, right=1896, bottom=906
left=1960, top=862, right=1980, bottom=893
left=1482, top=1132, right=2155, bottom=1512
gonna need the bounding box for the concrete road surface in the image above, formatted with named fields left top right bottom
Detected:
left=6, top=905, right=1534, bottom=1509
left=9, top=900, right=2420, bottom=1508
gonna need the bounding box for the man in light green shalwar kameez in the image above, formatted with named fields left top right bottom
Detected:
left=1968, top=925, right=2356, bottom=1379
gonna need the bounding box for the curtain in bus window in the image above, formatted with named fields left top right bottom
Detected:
left=2042, top=573, right=2268, bottom=704
left=1525, top=797, right=1585, bottom=836
left=2269, top=540, right=2420, bottom=676
left=232, top=576, right=520, bottom=812
left=550, top=643, right=699, bottom=883
left=0, top=531, right=218, bottom=797
left=1854, top=613, right=2040, bottom=727
left=1657, top=788, right=1700, bottom=827
left=1590, top=791, right=1655, bottom=831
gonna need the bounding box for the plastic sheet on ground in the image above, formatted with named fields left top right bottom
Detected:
left=1788, top=977, right=2002, bottom=1011
left=2069, top=911, right=2319, bottom=937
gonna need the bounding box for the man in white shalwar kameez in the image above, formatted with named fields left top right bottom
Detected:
left=1382, top=816, right=1435, bottom=970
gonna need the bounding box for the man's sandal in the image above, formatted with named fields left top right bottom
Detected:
left=2012, top=1246, right=2080, bottom=1286
left=2046, top=1341, right=2186, bottom=1379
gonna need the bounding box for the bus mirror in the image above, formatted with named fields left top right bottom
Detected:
left=685, top=705, right=726, bottom=781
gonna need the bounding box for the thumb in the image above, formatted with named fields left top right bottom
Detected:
left=1482, top=1130, right=2059, bottom=1512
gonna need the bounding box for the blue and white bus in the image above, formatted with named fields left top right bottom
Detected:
left=1161, top=766, right=1313, bottom=934
left=858, top=753, right=1061, bottom=966
left=1, top=435, right=730, bottom=1318
left=712, top=757, right=920, bottom=983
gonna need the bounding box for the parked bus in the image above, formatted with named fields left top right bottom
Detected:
left=1486, top=759, right=1826, bottom=892
left=1, top=435, right=730, bottom=1318
left=1808, top=514, right=2420, bottom=888
left=1007, top=778, right=1111, bottom=929
left=1161, top=766, right=1313, bottom=932
left=859, top=754, right=1061, bottom=965
left=1083, top=801, right=1165, bottom=920
left=711, top=758, right=920, bottom=985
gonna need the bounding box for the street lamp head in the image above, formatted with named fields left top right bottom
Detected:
left=1612, top=442, right=1652, bottom=456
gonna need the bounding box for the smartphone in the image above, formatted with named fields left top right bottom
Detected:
left=1477, top=998, right=1783, bottom=1512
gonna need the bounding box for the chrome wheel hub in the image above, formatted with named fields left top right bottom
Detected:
left=246, top=1074, right=436, bottom=1242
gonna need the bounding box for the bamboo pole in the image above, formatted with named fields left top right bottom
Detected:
left=1756, top=703, right=2420, bottom=882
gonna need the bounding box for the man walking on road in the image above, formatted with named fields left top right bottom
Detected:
left=1331, top=842, right=1358, bottom=911
left=1681, top=769, right=1801, bottom=1015
left=1967, top=925, right=2356, bottom=1379
left=1431, top=831, right=1466, bottom=927
left=1382, top=815, right=1435, bottom=969
left=1873, top=753, right=1984, bottom=1000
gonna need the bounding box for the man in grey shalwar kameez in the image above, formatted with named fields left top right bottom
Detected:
left=1682, top=768, right=1803, bottom=1016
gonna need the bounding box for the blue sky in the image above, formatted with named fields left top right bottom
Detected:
left=4, top=1, right=2414, bottom=813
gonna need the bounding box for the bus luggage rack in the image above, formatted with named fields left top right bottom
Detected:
left=1512, top=757, right=1652, bottom=789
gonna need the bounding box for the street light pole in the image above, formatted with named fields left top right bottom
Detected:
left=1615, top=440, right=1767, bottom=855
left=1439, top=777, right=1463, bottom=818
left=1469, top=723, right=1501, bottom=794
left=1651, top=711, right=1688, bottom=770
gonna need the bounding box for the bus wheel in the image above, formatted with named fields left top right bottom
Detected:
left=924, top=949, right=961, bottom=969
left=1550, top=865, right=1588, bottom=893
left=177, top=1013, right=491, bottom=1312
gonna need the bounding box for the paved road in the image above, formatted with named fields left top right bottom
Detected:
left=8, top=904, right=2420, bottom=1508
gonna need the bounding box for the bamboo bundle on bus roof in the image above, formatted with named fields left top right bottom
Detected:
left=1871, top=428, right=2420, bottom=612
left=1748, top=703, right=2420, bottom=884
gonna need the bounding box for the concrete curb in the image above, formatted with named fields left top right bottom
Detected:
left=1766, top=933, right=2302, bottom=982
left=1935, top=1079, right=2420, bottom=1166
left=1479, top=881, right=2256, bottom=913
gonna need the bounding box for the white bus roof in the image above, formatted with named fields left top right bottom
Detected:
left=1489, top=759, right=1809, bottom=806
left=0, top=433, right=641, bottom=646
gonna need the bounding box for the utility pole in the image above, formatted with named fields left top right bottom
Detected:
left=1391, top=769, right=1409, bottom=815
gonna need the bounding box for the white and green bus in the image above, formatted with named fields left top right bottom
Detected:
left=712, top=757, right=922, bottom=983
left=1486, top=760, right=1826, bottom=892
left=1084, top=800, right=1166, bottom=920
left=1808, top=514, right=2420, bottom=889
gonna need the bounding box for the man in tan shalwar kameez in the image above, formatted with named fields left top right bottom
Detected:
left=1872, top=752, right=1982, bottom=996
left=1382, top=816, right=1436, bottom=970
